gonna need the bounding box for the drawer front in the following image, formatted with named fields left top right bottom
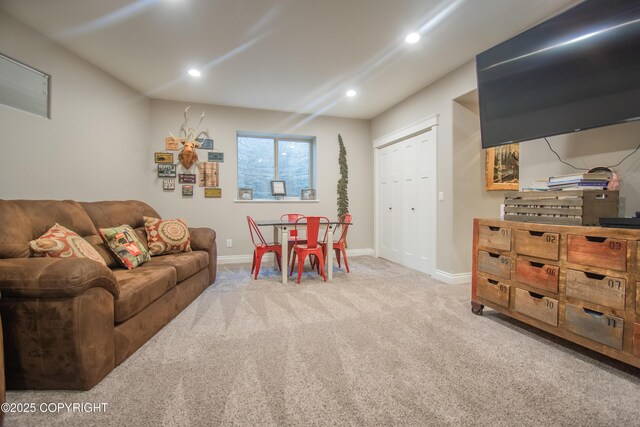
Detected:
left=478, top=250, right=511, bottom=279
left=478, top=225, right=511, bottom=251
left=637, top=282, right=640, bottom=316
left=477, top=276, right=510, bottom=308
left=565, top=304, right=624, bottom=350
left=514, top=288, right=558, bottom=326
left=565, top=270, right=625, bottom=311
left=567, top=235, right=627, bottom=271
left=515, top=230, right=559, bottom=260
left=634, top=323, right=640, bottom=357
left=516, top=259, right=559, bottom=294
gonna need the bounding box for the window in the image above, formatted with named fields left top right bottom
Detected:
left=237, top=132, right=316, bottom=200
left=0, top=54, right=50, bottom=118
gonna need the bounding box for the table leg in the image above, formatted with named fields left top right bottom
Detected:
left=327, top=224, right=334, bottom=281
left=281, top=226, right=288, bottom=284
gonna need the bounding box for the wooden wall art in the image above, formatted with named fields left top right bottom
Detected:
left=163, top=179, right=175, bottom=191
left=207, top=152, right=224, bottom=162
left=204, top=188, right=222, bottom=198
left=182, top=185, right=193, bottom=197
left=179, top=173, right=196, bottom=184
left=155, top=152, right=174, bottom=164
left=485, top=143, right=519, bottom=191
left=158, top=164, right=176, bottom=177
left=198, top=162, right=219, bottom=187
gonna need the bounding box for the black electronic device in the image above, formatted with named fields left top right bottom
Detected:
left=599, top=217, right=640, bottom=229
left=477, top=0, right=640, bottom=149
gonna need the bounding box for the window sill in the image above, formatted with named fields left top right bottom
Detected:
left=233, top=199, right=320, bottom=203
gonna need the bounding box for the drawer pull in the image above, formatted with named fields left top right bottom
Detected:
left=583, top=307, right=603, bottom=317
left=489, top=226, right=500, bottom=231
left=487, top=278, right=498, bottom=285
left=488, top=252, right=500, bottom=258
left=584, top=272, right=605, bottom=280
left=529, top=231, right=544, bottom=237
left=530, top=261, right=544, bottom=268
left=595, top=193, right=608, bottom=200
left=529, top=291, right=544, bottom=299
left=585, top=236, right=606, bottom=243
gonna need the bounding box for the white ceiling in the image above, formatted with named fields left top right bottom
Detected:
left=0, top=0, right=577, bottom=119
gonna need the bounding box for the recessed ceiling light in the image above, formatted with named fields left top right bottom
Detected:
left=405, top=32, right=421, bottom=44
left=346, top=89, right=357, bottom=97
left=188, top=69, right=201, bottom=77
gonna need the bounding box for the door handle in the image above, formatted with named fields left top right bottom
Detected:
left=411, top=208, right=415, bottom=211
left=388, top=207, right=392, bottom=210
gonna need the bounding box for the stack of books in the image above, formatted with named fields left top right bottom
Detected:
left=546, top=172, right=610, bottom=191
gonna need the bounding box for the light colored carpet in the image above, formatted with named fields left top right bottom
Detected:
left=5, top=256, right=640, bottom=426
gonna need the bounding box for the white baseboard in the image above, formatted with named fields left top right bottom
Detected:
left=432, top=270, right=472, bottom=285
left=217, top=248, right=375, bottom=265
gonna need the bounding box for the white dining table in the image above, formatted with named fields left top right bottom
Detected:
left=255, top=219, right=351, bottom=284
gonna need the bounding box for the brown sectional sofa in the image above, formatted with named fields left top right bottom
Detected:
left=0, top=200, right=217, bottom=390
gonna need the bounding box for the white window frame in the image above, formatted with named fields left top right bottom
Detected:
left=236, top=131, right=317, bottom=202
left=0, top=53, right=50, bottom=119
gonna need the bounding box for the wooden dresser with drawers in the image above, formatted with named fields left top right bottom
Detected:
left=472, top=218, right=640, bottom=368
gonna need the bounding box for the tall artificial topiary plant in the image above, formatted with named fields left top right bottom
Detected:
left=337, top=134, right=349, bottom=218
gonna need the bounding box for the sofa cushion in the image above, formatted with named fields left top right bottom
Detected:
left=143, top=217, right=191, bottom=256
left=100, top=225, right=150, bottom=270
left=112, top=266, right=177, bottom=323
left=29, top=223, right=107, bottom=266
left=140, top=251, right=209, bottom=282
left=0, top=200, right=99, bottom=259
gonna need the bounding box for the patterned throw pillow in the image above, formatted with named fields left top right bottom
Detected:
left=143, top=216, right=191, bottom=256
left=100, top=225, right=150, bottom=269
left=29, top=223, right=107, bottom=266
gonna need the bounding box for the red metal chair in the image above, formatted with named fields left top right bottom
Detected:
left=289, top=216, right=329, bottom=284
left=322, top=213, right=352, bottom=273
left=247, top=216, right=282, bottom=280
left=280, top=213, right=307, bottom=269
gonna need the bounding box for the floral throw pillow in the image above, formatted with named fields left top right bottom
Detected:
left=143, top=216, right=191, bottom=256
left=29, top=223, right=107, bottom=266
left=100, top=225, right=150, bottom=269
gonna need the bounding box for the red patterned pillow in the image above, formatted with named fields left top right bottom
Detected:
left=143, top=216, right=191, bottom=256
left=29, top=223, right=107, bottom=266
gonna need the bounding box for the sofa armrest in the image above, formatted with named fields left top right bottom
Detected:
left=189, top=227, right=217, bottom=284
left=0, top=258, right=119, bottom=298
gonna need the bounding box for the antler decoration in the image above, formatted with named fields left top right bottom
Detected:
left=177, top=106, right=210, bottom=170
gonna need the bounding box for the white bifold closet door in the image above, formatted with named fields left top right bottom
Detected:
left=378, top=129, right=436, bottom=274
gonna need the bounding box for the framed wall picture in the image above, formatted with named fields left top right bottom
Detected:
left=238, top=188, right=253, bottom=200
left=157, top=164, right=177, bottom=177
left=204, top=188, right=222, bottom=198
left=485, top=143, right=519, bottom=191
left=163, top=179, right=175, bottom=191
left=301, top=189, right=316, bottom=200
left=182, top=185, right=193, bottom=197
left=198, top=162, right=219, bottom=187
left=178, top=173, right=196, bottom=184
left=155, top=152, right=174, bottom=164
left=271, top=180, right=286, bottom=196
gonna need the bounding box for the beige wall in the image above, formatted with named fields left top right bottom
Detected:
left=149, top=100, right=373, bottom=258
left=0, top=12, right=150, bottom=200
left=520, top=121, right=640, bottom=217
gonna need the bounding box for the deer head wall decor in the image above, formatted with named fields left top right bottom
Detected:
left=176, top=106, right=210, bottom=170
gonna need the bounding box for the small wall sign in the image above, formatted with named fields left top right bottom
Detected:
left=165, top=137, right=179, bottom=151
left=178, top=173, right=196, bottom=184
left=204, top=188, right=222, bottom=198
left=158, top=164, right=177, bottom=177
left=163, top=179, right=175, bottom=191
left=155, top=152, right=174, bottom=164
left=207, top=152, right=224, bottom=162
left=196, top=137, right=214, bottom=150
left=182, top=185, right=193, bottom=197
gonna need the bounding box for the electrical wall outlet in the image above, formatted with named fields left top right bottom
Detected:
left=226, top=239, right=232, bottom=248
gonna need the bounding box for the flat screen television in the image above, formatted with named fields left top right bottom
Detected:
left=476, top=0, right=640, bottom=149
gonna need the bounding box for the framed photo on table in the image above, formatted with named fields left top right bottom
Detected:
left=238, top=188, right=253, bottom=200
left=271, top=180, right=286, bottom=196
left=301, top=189, right=315, bottom=200
left=485, top=143, right=519, bottom=191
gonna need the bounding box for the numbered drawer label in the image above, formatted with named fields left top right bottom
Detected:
left=567, top=235, right=626, bottom=272
left=478, top=225, right=511, bottom=251
left=478, top=251, right=511, bottom=279
left=516, top=259, right=559, bottom=294
left=477, top=276, right=510, bottom=308
left=565, top=303, right=623, bottom=350
left=566, top=270, right=625, bottom=311
left=634, top=323, right=640, bottom=357
left=515, top=230, right=559, bottom=260
left=514, top=288, right=558, bottom=326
